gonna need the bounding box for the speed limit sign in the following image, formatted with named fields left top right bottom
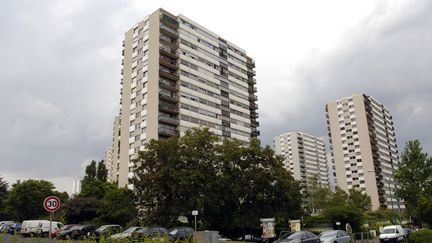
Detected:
left=43, top=196, right=61, bottom=212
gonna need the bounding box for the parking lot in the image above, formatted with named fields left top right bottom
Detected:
left=0, top=234, right=84, bottom=242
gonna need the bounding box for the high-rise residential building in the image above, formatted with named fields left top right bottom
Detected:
left=108, top=9, right=259, bottom=187
left=106, top=116, right=121, bottom=183
left=274, top=132, right=329, bottom=195
left=326, top=94, right=403, bottom=210
left=72, top=178, right=82, bottom=195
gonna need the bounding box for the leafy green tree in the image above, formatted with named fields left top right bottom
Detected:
left=83, top=160, right=97, bottom=183
left=348, top=189, right=372, bottom=211
left=327, top=187, right=348, bottom=207
left=305, top=175, right=331, bottom=215
left=98, top=186, right=137, bottom=226
left=97, top=160, right=107, bottom=182
left=406, top=229, right=432, bottom=243
left=325, top=205, right=363, bottom=231
left=395, top=140, right=432, bottom=211
left=414, top=195, right=432, bottom=226
left=5, top=180, right=67, bottom=221
left=63, top=196, right=100, bottom=223
left=132, top=127, right=302, bottom=235
left=0, top=176, right=9, bottom=220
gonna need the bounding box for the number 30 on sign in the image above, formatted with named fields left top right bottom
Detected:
left=43, top=196, right=61, bottom=212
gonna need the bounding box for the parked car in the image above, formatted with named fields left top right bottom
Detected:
left=379, top=225, right=405, bottom=243
left=218, top=235, right=232, bottom=241
left=91, top=224, right=122, bottom=239
left=0, top=221, right=14, bottom=227
left=274, top=231, right=320, bottom=243
left=132, top=226, right=168, bottom=241
left=51, top=224, right=77, bottom=238
left=21, top=220, right=47, bottom=237
left=37, top=221, right=63, bottom=237
left=0, top=222, right=16, bottom=233
left=57, top=225, right=96, bottom=240
left=168, top=226, right=194, bottom=241
left=319, top=230, right=351, bottom=243
left=238, top=234, right=263, bottom=242
left=8, top=223, right=21, bottom=234
left=110, top=226, right=143, bottom=240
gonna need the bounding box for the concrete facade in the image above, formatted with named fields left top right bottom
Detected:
left=326, top=94, right=403, bottom=210
left=274, top=132, right=329, bottom=195
left=108, top=9, right=259, bottom=187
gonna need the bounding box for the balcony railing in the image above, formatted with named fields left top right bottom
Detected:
left=158, top=127, right=179, bottom=137
left=159, top=103, right=179, bottom=114
left=159, top=115, right=179, bottom=126
left=159, top=92, right=178, bottom=102
left=160, top=57, right=178, bottom=70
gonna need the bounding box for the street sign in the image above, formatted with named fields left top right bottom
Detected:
left=192, top=210, right=198, bottom=216
left=43, top=196, right=61, bottom=213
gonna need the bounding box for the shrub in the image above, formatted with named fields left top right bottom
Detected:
left=406, top=229, right=432, bottom=243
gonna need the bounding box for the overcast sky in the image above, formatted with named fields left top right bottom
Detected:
left=1, top=0, right=431, bottom=194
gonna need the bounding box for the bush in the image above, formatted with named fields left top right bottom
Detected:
left=406, top=229, right=432, bottom=243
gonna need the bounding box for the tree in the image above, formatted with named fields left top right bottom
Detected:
left=5, top=180, right=67, bottom=221
left=0, top=176, right=9, bottom=220
left=414, top=195, right=432, bottom=226
left=98, top=186, right=137, bottom=226
left=132, top=127, right=302, bottom=235
left=327, top=187, right=348, bottom=208
left=83, top=160, right=97, bottom=183
left=395, top=140, right=432, bottom=217
left=63, top=196, right=100, bottom=224
left=305, top=175, right=331, bottom=215
left=96, top=160, right=107, bottom=182
left=323, top=187, right=364, bottom=231
left=325, top=205, right=363, bottom=231
left=348, top=189, right=372, bottom=212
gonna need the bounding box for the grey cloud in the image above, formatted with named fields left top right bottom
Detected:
left=259, top=0, right=432, bottom=155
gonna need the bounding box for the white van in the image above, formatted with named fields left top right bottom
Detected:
left=37, top=221, right=63, bottom=237
left=21, top=220, right=42, bottom=237
left=379, top=225, right=405, bottom=243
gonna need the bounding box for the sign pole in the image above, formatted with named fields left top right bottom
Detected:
left=49, top=212, right=52, bottom=239
left=192, top=210, right=198, bottom=231
left=43, top=195, right=61, bottom=239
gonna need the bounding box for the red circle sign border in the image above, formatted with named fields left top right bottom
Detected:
left=43, top=196, right=61, bottom=212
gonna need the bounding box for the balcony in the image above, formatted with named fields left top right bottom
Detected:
left=158, top=127, right=179, bottom=137
left=247, top=69, right=256, bottom=76
left=250, top=112, right=259, bottom=119
left=160, top=25, right=178, bottom=39
left=159, top=68, right=179, bottom=81
left=250, top=102, right=258, bottom=110
left=247, top=60, right=256, bottom=68
left=159, top=103, right=179, bottom=114
left=160, top=36, right=179, bottom=49
left=159, top=46, right=178, bottom=59
left=159, top=92, right=178, bottom=102
left=249, top=94, right=258, bottom=101
left=159, top=80, right=178, bottom=92
left=251, top=120, right=260, bottom=127
left=248, top=86, right=257, bottom=93
left=159, top=115, right=179, bottom=126
left=248, top=78, right=256, bottom=84
left=160, top=56, right=178, bottom=70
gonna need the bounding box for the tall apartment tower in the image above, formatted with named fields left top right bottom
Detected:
left=106, top=116, right=121, bottom=183
left=274, top=132, right=329, bottom=194
left=107, top=9, right=259, bottom=187
left=326, top=94, right=402, bottom=210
